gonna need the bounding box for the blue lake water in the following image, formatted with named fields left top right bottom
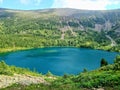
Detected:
left=0, top=47, right=119, bottom=75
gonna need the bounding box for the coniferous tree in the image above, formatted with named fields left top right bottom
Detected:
left=100, top=58, right=108, bottom=67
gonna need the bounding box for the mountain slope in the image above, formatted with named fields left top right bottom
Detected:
left=0, top=8, right=120, bottom=52
left=1, top=8, right=120, bottom=32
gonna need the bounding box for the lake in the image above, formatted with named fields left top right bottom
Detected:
left=0, top=47, right=119, bottom=75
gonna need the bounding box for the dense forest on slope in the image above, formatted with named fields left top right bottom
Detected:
left=0, top=8, right=120, bottom=52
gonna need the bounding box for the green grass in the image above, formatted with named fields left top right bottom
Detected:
left=0, top=61, right=41, bottom=76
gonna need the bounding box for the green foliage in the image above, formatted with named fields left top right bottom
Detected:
left=100, top=58, right=108, bottom=67
left=0, top=61, right=40, bottom=76
left=0, top=30, right=114, bottom=54
left=45, top=71, right=53, bottom=77
left=83, top=68, right=88, bottom=73
left=113, top=55, right=120, bottom=71
left=114, top=55, right=120, bottom=63
left=2, top=83, right=82, bottom=90
left=0, top=9, right=120, bottom=53
left=63, top=74, right=69, bottom=79
left=0, top=60, right=13, bottom=75
left=52, top=69, right=120, bottom=89
left=51, top=56, right=120, bottom=89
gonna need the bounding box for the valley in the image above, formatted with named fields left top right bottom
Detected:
left=0, top=8, right=120, bottom=90
left=0, top=8, right=120, bottom=53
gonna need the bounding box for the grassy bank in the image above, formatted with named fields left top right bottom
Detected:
left=0, top=55, right=120, bottom=90
left=0, top=47, right=30, bottom=54
left=0, top=44, right=119, bottom=55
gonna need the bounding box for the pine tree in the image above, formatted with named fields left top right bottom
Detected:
left=100, top=58, right=108, bottom=67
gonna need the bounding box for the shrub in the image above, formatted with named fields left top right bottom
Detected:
left=100, top=58, right=108, bottom=67
left=46, top=71, right=53, bottom=77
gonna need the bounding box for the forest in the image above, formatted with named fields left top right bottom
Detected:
left=0, top=8, right=120, bottom=53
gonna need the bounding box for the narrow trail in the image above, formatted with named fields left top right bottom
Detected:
left=60, top=28, right=66, bottom=40
left=106, top=35, right=117, bottom=46
left=60, top=21, right=77, bottom=40
left=61, top=32, right=65, bottom=40
left=60, top=26, right=77, bottom=40
left=67, top=25, right=77, bottom=37
left=67, top=21, right=77, bottom=37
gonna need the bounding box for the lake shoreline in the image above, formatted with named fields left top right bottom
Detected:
left=0, top=47, right=119, bottom=75
left=0, top=46, right=119, bottom=55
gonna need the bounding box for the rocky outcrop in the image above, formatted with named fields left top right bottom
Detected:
left=95, top=21, right=112, bottom=31
left=95, top=24, right=103, bottom=31
left=104, top=21, right=112, bottom=31
left=0, top=74, right=49, bottom=88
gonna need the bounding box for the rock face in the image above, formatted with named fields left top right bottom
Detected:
left=0, top=9, right=120, bottom=26
left=0, top=74, right=48, bottom=88
left=95, top=21, right=112, bottom=31
left=104, top=20, right=112, bottom=31
left=95, top=24, right=103, bottom=31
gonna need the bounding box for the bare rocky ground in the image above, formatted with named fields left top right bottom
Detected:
left=0, top=74, right=49, bottom=89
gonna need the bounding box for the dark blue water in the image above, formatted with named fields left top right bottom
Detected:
left=0, top=47, right=119, bottom=75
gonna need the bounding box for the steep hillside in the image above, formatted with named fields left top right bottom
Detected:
left=0, top=8, right=120, bottom=52
left=1, top=8, right=120, bottom=32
